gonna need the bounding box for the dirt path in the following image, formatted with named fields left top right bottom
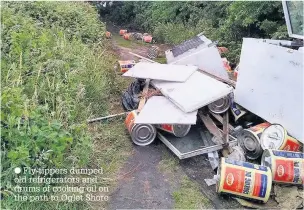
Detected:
left=106, top=27, right=177, bottom=209
left=180, top=156, right=240, bottom=209
left=109, top=144, right=175, bottom=209
left=106, top=27, right=241, bottom=209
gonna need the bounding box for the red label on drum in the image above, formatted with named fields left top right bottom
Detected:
left=161, top=124, right=173, bottom=132
left=274, top=159, right=294, bottom=183
left=223, top=167, right=245, bottom=193
left=283, top=139, right=300, bottom=151
left=223, top=166, right=268, bottom=198
left=125, top=112, right=136, bottom=132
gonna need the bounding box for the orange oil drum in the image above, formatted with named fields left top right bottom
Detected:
left=218, top=47, right=229, bottom=54
left=222, top=58, right=232, bottom=72
left=118, top=60, right=136, bottom=73
left=125, top=111, right=156, bottom=146
left=143, top=35, right=153, bottom=43
left=260, top=124, right=302, bottom=151
left=217, top=158, right=272, bottom=203
left=105, top=31, right=111, bottom=39
left=155, top=124, right=191, bottom=137
left=119, top=29, right=128, bottom=36
left=261, top=149, right=304, bottom=185
left=238, top=122, right=271, bottom=160
left=123, top=33, right=133, bottom=40
left=125, top=110, right=137, bottom=133
left=208, top=95, right=231, bottom=114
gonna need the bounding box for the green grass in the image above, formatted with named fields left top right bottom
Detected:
left=158, top=149, right=179, bottom=176
left=112, top=34, right=150, bottom=48
left=86, top=119, right=133, bottom=209
left=112, top=34, right=135, bottom=48
left=172, top=176, right=211, bottom=209
left=158, top=149, right=211, bottom=209
left=154, top=57, right=167, bottom=64
left=88, top=120, right=132, bottom=177
left=3, top=198, right=89, bottom=210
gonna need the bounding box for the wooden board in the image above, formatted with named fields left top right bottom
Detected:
left=235, top=38, right=303, bottom=142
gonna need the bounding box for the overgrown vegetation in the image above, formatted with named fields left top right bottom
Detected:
left=97, top=1, right=296, bottom=63
left=1, top=2, right=121, bottom=209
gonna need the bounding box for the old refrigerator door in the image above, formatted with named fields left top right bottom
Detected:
left=235, top=38, right=303, bottom=143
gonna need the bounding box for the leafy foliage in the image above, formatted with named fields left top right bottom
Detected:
left=98, top=1, right=291, bottom=63
left=4, top=2, right=105, bottom=44
left=1, top=2, right=118, bottom=208
left=287, top=1, right=304, bottom=36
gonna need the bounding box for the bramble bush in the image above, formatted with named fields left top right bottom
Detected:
left=1, top=2, right=118, bottom=208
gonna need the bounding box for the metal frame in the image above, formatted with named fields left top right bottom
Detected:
left=157, top=131, right=237, bottom=159
left=282, top=1, right=304, bottom=40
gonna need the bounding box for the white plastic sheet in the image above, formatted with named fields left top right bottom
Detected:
left=152, top=71, right=233, bottom=113
left=135, top=96, right=197, bottom=124
left=235, top=38, right=303, bottom=142
left=123, top=62, right=197, bottom=82
left=169, top=46, right=229, bottom=81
